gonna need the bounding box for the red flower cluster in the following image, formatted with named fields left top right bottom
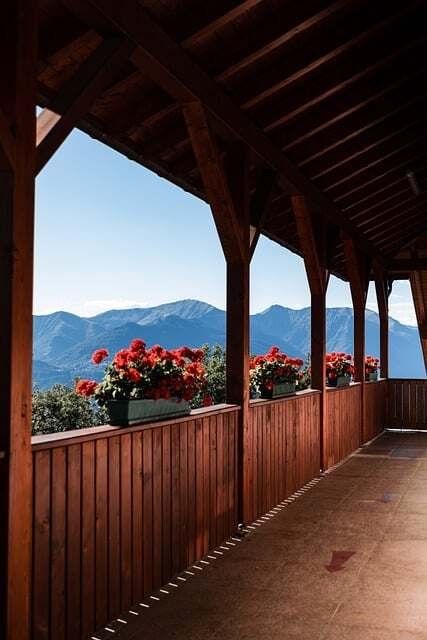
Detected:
left=250, top=346, right=304, bottom=391
left=325, top=352, right=353, bottom=383
left=75, top=379, right=98, bottom=397
left=91, top=348, right=109, bottom=365
left=365, top=355, right=379, bottom=377
left=76, top=339, right=209, bottom=405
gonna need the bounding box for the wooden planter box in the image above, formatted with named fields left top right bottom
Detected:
left=106, top=398, right=191, bottom=426
left=366, top=371, right=378, bottom=382
left=327, top=374, right=351, bottom=388
left=260, top=381, right=296, bottom=399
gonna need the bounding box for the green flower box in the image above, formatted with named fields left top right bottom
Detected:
left=366, top=371, right=378, bottom=382
left=106, top=398, right=191, bottom=426
left=327, top=374, right=351, bottom=388
left=260, top=382, right=296, bottom=399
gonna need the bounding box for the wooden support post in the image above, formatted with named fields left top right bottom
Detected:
left=0, top=3, right=37, bottom=639
left=184, top=102, right=251, bottom=523
left=291, top=196, right=328, bottom=470
left=374, top=262, right=389, bottom=378
left=343, top=235, right=371, bottom=444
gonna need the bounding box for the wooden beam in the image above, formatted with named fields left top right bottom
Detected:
left=249, top=166, right=276, bottom=259
left=216, top=0, right=353, bottom=83
left=0, top=108, right=15, bottom=169
left=410, top=270, right=427, bottom=372
left=36, top=37, right=133, bottom=173
left=0, top=2, right=37, bottom=639
left=183, top=102, right=246, bottom=262
left=374, top=262, right=389, bottom=378
left=390, top=259, right=427, bottom=271
left=291, top=195, right=326, bottom=296
left=182, top=0, right=264, bottom=49
left=88, top=0, right=386, bottom=264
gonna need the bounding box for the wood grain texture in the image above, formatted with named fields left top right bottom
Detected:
left=324, top=384, right=361, bottom=469
left=387, top=378, right=427, bottom=429
left=31, top=407, right=239, bottom=639
left=247, top=392, right=321, bottom=522
left=363, top=380, right=387, bottom=443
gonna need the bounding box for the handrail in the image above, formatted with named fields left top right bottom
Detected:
left=31, top=402, right=240, bottom=450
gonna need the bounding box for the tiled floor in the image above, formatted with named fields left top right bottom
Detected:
left=106, top=431, right=427, bottom=640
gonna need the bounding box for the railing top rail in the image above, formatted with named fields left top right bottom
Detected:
left=325, top=381, right=361, bottom=393
left=31, top=403, right=240, bottom=451
left=249, top=388, right=321, bottom=408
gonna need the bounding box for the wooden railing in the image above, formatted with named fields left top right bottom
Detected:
left=31, top=405, right=239, bottom=640
left=363, top=379, right=387, bottom=443
left=30, top=380, right=393, bottom=639
left=324, top=383, right=361, bottom=470
left=387, top=378, right=427, bottom=429
left=246, top=390, right=321, bottom=522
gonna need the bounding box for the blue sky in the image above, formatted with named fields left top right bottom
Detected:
left=35, top=128, right=416, bottom=325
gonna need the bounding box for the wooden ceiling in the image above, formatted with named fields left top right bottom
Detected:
left=35, top=0, right=427, bottom=279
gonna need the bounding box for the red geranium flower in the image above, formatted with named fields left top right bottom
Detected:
left=75, top=379, right=98, bottom=397
left=129, top=339, right=146, bottom=353
left=91, top=348, right=109, bottom=365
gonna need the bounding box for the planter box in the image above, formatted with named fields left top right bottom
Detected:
left=327, top=374, right=351, bottom=388
left=106, top=398, right=191, bottom=426
left=260, top=382, right=296, bottom=399
left=366, top=371, right=378, bottom=382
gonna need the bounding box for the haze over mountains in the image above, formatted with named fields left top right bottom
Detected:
left=33, top=299, right=425, bottom=388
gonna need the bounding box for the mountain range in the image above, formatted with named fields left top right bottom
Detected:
left=33, top=299, right=426, bottom=388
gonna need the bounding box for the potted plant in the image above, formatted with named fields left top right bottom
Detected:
left=326, top=352, right=353, bottom=387
left=250, top=346, right=303, bottom=399
left=365, top=355, right=380, bottom=381
left=75, top=339, right=209, bottom=426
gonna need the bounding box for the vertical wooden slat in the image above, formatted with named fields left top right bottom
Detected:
left=161, top=427, right=171, bottom=584
left=33, top=450, right=51, bottom=640
left=81, top=441, right=95, bottom=638
left=209, top=416, right=217, bottom=545
left=50, top=448, right=66, bottom=640
left=120, top=434, right=132, bottom=610
left=142, top=429, right=153, bottom=595
left=170, top=424, right=180, bottom=576
left=67, top=445, right=81, bottom=639
left=215, top=414, right=224, bottom=544
left=179, top=421, right=188, bottom=569
left=152, top=427, right=163, bottom=588
left=108, top=437, right=121, bottom=617
left=95, top=439, right=108, bottom=628
left=131, top=432, right=143, bottom=603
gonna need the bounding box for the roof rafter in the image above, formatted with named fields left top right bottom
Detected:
left=36, top=36, right=133, bottom=173
left=87, top=0, right=385, bottom=264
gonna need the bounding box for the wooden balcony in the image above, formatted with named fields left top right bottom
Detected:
left=2, top=2, right=427, bottom=639
left=29, top=378, right=423, bottom=639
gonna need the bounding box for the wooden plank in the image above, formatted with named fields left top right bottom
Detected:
left=131, top=432, right=143, bottom=601
left=107, top=437, right=121, bottom=616
left=81, top=441, right=95, bottom=638
left=33, top=450, right=51, bottom=640
left=50, top=448, right=66, bottom=640
left=195, top=418, right=205, bottom=558
left=161, top=426, right=172, bottom=584
left=95, top=439, right=109, bottom=628
left=142, top=429, right=153, bottom=594
left=0, top=107, right=16, bottom=169
left=120, top=433, right=132, bottom=609
left=67, top=445, right=82, bottom=639
left=178, top=421, right=189, bottom=569
left=170, top=424, right=180, bottom=575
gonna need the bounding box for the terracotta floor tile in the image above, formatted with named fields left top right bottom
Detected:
left=109, top=433, right=427, bottom=640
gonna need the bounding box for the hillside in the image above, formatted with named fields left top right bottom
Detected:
left=33, top=299, right=425, bottom=388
